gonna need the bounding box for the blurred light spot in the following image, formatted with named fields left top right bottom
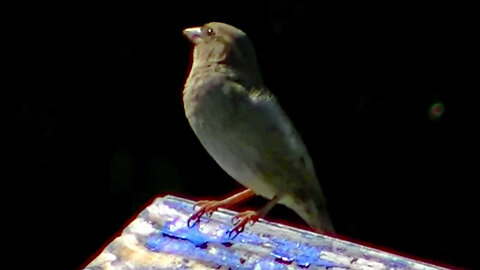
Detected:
left=428, top=102, right=445, bottom=121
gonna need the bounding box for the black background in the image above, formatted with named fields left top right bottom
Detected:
left=13, top=1, right=475, bottom=269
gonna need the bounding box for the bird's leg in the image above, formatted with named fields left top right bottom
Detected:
left=188, top=188, right=255, bottom=228
left=228, top=195, right=280, bottom=239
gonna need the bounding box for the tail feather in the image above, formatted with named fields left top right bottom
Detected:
left=286, top=197, right=335, bottom=234
left=310, top=210, right=335, bottom=234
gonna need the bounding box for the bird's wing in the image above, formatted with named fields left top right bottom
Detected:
left=225, top=81, right=319, bottom=189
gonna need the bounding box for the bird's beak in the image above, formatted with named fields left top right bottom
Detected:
left=183, top=27, right=202, bottom=43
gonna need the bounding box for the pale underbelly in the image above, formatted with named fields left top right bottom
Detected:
left=198, top=132, right=279, bottom=200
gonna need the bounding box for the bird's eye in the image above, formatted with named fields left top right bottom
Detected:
left=206, top=28, right=214, bottom=36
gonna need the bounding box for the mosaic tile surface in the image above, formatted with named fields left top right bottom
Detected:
left=85, top=195, right=447, bottom=270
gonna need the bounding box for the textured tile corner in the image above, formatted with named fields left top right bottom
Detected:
left=84, top=195, right=447, bottom=270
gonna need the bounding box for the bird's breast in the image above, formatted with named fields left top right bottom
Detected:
left=183, top=72, right=278, bottom=198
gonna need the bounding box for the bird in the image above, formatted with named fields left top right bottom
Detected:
left=182, top=22, right=334, bottom=237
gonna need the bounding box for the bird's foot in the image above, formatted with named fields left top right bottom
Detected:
left=187, top=200, right=222, bottom=228
left=227, top=210, right=260, bottom=239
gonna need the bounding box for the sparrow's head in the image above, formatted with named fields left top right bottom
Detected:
left=183, top=22, right=259, bottom=74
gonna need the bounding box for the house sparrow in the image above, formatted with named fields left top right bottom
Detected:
left=182, top=22, right=334, bottom=237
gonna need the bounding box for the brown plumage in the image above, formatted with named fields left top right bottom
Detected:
left=183, top=22, right=334, bottom=235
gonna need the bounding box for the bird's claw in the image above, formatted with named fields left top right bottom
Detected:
left=192, top=200, right=209, bottom=211
left=227, top=225, right=244, bottom=239
left=227, top=210, right=259, bottom=239
left=231, top=216, right=240, bottom=226
left=187, top=200, right=220, bottom=228
left=187, top=215, right=201, bottom=228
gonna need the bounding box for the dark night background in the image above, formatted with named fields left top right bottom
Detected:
left=12, top=1, right=475, bottom=269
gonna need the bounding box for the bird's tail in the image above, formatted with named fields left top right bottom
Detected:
left=310, top=209, right=335, bottom=235
left=291, top=197, right=335, bottom=235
